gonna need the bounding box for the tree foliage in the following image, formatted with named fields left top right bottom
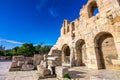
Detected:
left=0, top=45, right=5, bottom=56
left=1, top=43, right=52, bottom=57
left=17, top=43, right=35, bottom=56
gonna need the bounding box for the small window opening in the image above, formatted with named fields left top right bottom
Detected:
left=67, top=26, right=69, bottom=32
left=88, top=1, right=99, bottom=17
left=63, top=28, right=66, bottom=34
left=93, top=8, right=99, bottom=16
left=71, top=22, right=75, bottom=31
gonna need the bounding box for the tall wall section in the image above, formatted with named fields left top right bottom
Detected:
left=49, top=0, right=120, bottom=70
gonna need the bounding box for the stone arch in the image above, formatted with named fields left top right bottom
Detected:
left=75, top=39, right=87, bottom=66
left=94, top=32, right=118, bottom=69
left=88, top=1, right=99, bottom=17
left=62, top=44, right=70, bottom=64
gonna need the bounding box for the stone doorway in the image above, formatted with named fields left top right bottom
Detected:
left=95, top=32, right=118, bottom=69
left=62, top=44, right=70, bottom=64
left=75, top=39, right=87, bottom=66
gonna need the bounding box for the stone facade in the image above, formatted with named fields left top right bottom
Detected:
left=49, top=0, right=120, bottom=70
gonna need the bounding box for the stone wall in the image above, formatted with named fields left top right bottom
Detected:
left=50, top=0, right=120, bottom=70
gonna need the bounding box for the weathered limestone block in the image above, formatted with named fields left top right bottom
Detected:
left=10, top=57, right=24, bottom=69
left=34, top=54, right=44, bottom=66
left=17, top=61, right=25, bottom=67
left=55, top=66, right=68, bottom=78
left=40, top=60, right=47, bottom=68
left=12, top=56, right=25, bottom=62
left=47, top=56, right=61, bottom=67
left=47, top=49, right=62, bottom=66
left=43, top=61, right=47, bottom=68
left=47, top=60, right=55, bottom=67
left=48, top=65, right=53, bottom=74
left=40, top=60, right=44, bottom=65
left=25, top=57, right=33, bottom=64
left=21, top=64, right=34, bottom=71
left=10, top=62, right=21, bottom=71
left=11, top=62, right=18, bottom=68
left=37, top=65, right=51, bottom=76
left=44, top=55, right=48, bottom=61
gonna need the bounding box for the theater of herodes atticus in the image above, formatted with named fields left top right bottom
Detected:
left=49, top=0, right=120, bottom=70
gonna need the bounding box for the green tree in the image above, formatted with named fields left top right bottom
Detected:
left=12, top=46, right=20, bottom=55
left=0, top=45, right=5, bottom=56
left=41, top=45, right=52, bottom=54
left=17, top=43, right=35, bottom=56
left=34, top=44, right=42, bottom=54
left=5, top=49, right=13, bottom=56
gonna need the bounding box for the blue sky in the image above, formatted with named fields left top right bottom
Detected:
left=0, top=0, right=87, bottom=49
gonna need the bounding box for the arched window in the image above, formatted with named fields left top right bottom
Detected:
left=88, top=1, right=99, bottom=17
left=75, top=39, right=86, bottom=66
left=62, top=44, right=70, bottom=63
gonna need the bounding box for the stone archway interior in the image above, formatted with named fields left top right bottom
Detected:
left=62, top=45, right=70, bottom=64
left=76, top=40, right=87, bottom=66
left=95, top=33, right=118, bottom=69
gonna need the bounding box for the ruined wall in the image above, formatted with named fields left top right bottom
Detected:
left=50, top=0, right=120, bottom=70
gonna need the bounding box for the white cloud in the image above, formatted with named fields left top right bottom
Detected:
left=48, top=8, right=58, bottom=17
left=0, top=38, right=23, bottom=45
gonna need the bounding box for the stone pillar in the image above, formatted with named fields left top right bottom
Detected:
left=61, top=50, right=64, bottom=63
left=70, top=43, right=76, bottom=67
left=116, top=42, right=120, bottom=59
left=43, top=55, right=47, bottom=61
left=74, top=47, right=77, bottom=66
left=114, top=32, right=120, bottom=59
left=85, top=36, right=98, bottom=69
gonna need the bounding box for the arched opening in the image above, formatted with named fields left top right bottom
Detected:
left=95, top=32, right=118, bottom=69
left=93, top=8, right=99, bottom=16
left=75, top=39, right=86, bottom=66
left=88, top=1, right=99, bottom=17
left=62, top=44, right=70, bottom=64
left=71, top=22, right=75, bottom=31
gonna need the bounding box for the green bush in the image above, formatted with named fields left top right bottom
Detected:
left=64, top=73, right=71, bottom=79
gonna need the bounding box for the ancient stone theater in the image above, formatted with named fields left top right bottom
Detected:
left=49, top=0, right=120, bottom=70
